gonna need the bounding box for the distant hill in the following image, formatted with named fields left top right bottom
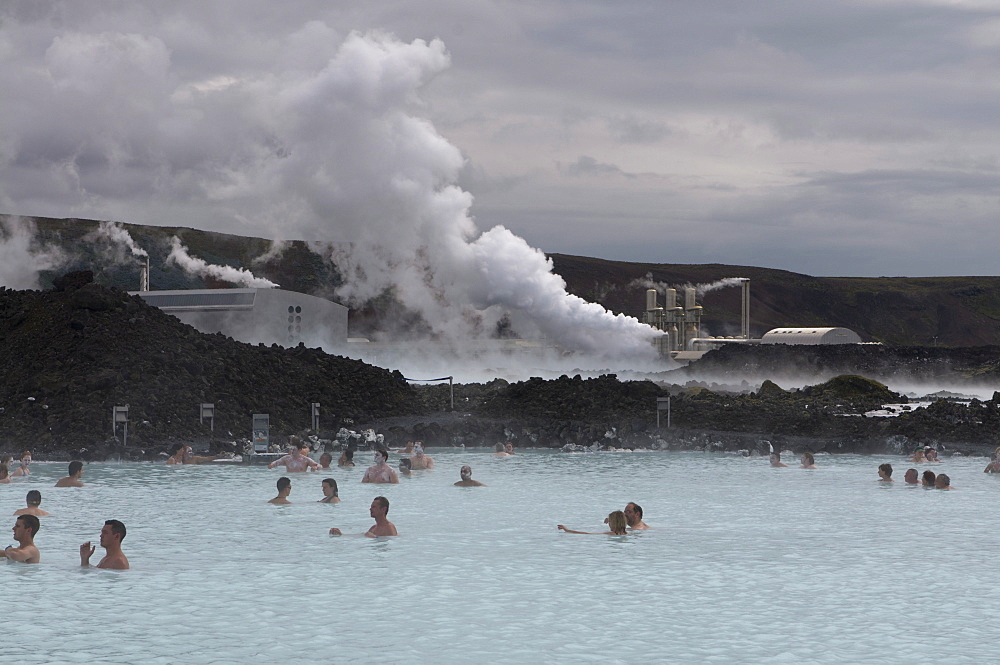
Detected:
left=7, top=213, right=1000, bottom=346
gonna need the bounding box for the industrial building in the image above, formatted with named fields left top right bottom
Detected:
left=760, top=327, right=862, bottom=345
left=131, top=288, right=348, bottom=350
left=643, top=279, right=862, bottom=359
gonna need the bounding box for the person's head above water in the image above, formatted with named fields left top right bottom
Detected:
left=878, top=463, right=893, bottom=479
left=16, top=514, right=39, bottom=538
left=904, top=468, right=919, bottom=483
left=374, top=448, right=388, bottom=464
left=460, top=465, right=472, bottom=480
left=935, top=473, right=951, bottom=489
left=68, top=460, right=83, bottom=477
left=322, top=478, right=338, bottom=497
left=413, top=442, right=424, bottom=456
left=399, top=458, right=412, bottom=472
left=276, top=477, right=291, bottom=493
left=801, top=452, right=815, bottom=465
left=103, top=519, right=126, bottom=544
left=922, top=470, right=936, bottom=486
left=26, top=490, right=41, bottom=506
left=495, top=443, right=505, bottom=452
left=624, top=502, right=643, bottom=526
left=607, top=511, right=627, bottom=535
left=372, top=495, right=389, bottom=517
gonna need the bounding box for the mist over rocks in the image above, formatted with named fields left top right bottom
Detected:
left=3, top=274, right=1000, bottom=459
left=0, top=277, right=415, bottom=458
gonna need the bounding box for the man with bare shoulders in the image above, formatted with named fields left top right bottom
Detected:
left=268, top=440, right=320, bottom=473
left=361, top=449, right=399, bottom=484
left=329, top=496, right=397, bottom=537
left=0, top=515, right=40, bottom=563
left=769, top=452, right=788, bottom=468
left=409, top=442, right=434, bottom=470
left=454, top=465, right=486, bottom=487
left=268, top=477, right=292, bottom=504
left=55, top=460, right=85, bottom=487
left=624, top=502, right=649, bottom=530
left=80, top=520, right=129, bottom=570
left=493, top=443, right=511, bottom=458
left=14, top=490, right=50, bottom=517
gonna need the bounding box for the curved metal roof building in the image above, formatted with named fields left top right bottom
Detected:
left=761, top=327, right=861, bottom=345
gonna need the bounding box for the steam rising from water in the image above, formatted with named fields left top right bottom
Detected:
left=166, top=236, right=279, bottom=289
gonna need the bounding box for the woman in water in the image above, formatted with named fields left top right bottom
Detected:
left=338, top=448, right=355, bottom=467
left=921, top=470, right=936, bottom=487
left=319, top=478, right=340, bottom=503
left=800, top=452, right=818, bottom=469
left=0, top=462, right=10, bottom=484
left=10, top=451, right=31, bottom=477
left=984, top=448, right=1000, bottom=473
left=557, top=510, right=628, bottom=535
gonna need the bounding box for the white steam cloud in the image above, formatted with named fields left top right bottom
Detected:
left=0, top=17, right=661, bottom=362
left=0, top=217, right=67, bottom=290
left=85, top=221, right=148, bottom=265
left=631, top=273, right=748, bottom=299
left=166, top=236, right=279, bottom=289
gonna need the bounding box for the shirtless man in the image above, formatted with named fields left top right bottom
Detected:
left=55, top=460, right=85, bottom=487
left=14, top=490, right=50, bottom=517
left=329, top=496, right=397, bottom=537
left=80, top=520, right=129, bottom=570
left=769, top=452, right=788, bottom=468
left=624, top=502, right=649, bottom=530
left=268, top=442, right=320, bottom=473
left=409, top=442, right=434, bottom=470
left=493, top=443, right=511, bottom=458
left=268, top=477, right=292, bottom=504
left=361, top=449, right=399, bottom=484
left=454, top=465, right=486, bottom=487
left=166, top=444, right=219, bottom=465
left=0, top=515, right=40, bottom=563
left=935, top=473, right=954, bottom=490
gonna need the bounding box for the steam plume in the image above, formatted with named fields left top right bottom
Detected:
left=0, top=217, right=67, bottom=290
left=85, top=221, right=148, bottom=265
left=166, top=236, right=278, bottom=288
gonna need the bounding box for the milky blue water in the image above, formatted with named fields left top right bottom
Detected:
left=2, top=450, right=996, bottom=664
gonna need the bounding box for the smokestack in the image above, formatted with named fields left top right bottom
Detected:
left=645, top=289, right=658, bottom=311
left=139, top=256, right=150, bottom=292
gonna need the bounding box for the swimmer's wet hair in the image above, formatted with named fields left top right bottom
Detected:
left=802, top=452, right=815, bottom=465
left=323, top=478, right=338, bottom=496
left=375, top=448, right=389, bottom=461
left=26, top=490, right=41, bottom=506
left=627, top=502, right=643, bottom=519
left=879, top=463, right=893, bottom=477
left=277, top=477, right=291, bottom=492
left=105, top=519, right=126, bottom=541
left=936, top=473, right=951, bottom=487
left=496, top=443, right=505, bottom=451
left=17, top=514, right=39, bottom=537
left=374, top=496, right=389, bottom=514
left=69, top=460, right=83, bottom=476
left=922, top=470, right=936, bottom=484
left=399, top=458, right=412, bottom=470
left=607, top=511, right=627, bottom=535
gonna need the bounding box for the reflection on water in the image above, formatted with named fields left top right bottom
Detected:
left=1, top=451, right=998, bottom=663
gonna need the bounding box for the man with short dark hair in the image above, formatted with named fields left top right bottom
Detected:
left=329, top=496, right=398, bottom=537
left=269, top=477, right=292, bottom=504
left=80, top=519, right=129, bottom=569
left=0, top=515, right=40, bottom=563
left=361, top=448, right=399, bottom=484
left=14, top=490, right=50, bottom=516
left=624, top=502, right=649, bottom=530
left=55, top=460, right=85, bottom=487
left=454, top=465, right=486, bottom=487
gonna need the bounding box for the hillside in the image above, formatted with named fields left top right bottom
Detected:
left=6, top=214, right=1000, bottom=347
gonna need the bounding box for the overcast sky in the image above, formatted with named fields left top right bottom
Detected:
left=2, top=1, right=1000, bottom=277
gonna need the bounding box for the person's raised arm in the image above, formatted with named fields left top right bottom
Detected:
left=80, top=541, right=96, bottom=566
left=557, top=525, right=593, bottom=534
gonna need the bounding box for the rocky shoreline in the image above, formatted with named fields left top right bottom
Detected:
left=2, top=275, right=1000, bottom=461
